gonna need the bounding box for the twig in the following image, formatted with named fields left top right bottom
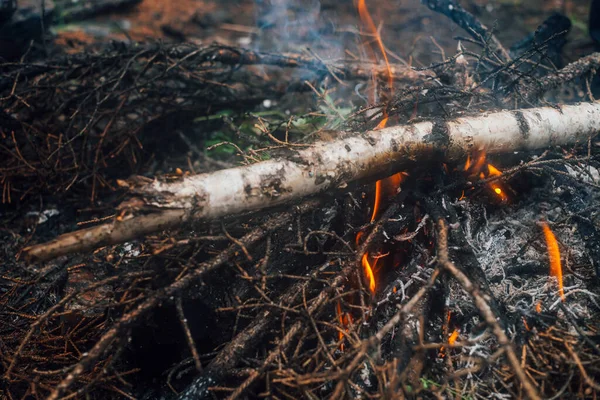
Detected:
left=422, top=0, right=510, bottom=63
left=46, top=202, right=315, bottom=400
left=434, top=218, right=541, bottom=400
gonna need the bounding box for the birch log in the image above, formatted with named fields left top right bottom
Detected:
left=24, top=102, right=600, bottom=262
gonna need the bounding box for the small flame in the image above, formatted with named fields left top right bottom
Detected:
left=371, top=180, right=383, bottom=222
left=472, top=152, right=487, bottom=173
left=336, top=301, right=353, bottom=351
left=448, top=329, right=459, bottom=346
left=463, top=150, right=509, bottom=202
left=487, top=164, right=502, bottom=176
left=361, top=253, right=377, bottom=294
left=357, top=0, right=393, bottom=129
left=464, top=154, right=471, bottom=171
left=370, top=172, right=403, bottom=222
left=541, top=222, right=565, bottom=301
left=536, top=301, right=542, bottom=313
left=487, top=164, right=508, bottom=202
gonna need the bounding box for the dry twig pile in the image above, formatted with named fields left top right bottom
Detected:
left=1, top=1, right=600, bottom=399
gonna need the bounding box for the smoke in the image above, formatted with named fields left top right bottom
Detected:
left=251, top=0, right=360, bottom=105
left=253, top=0, right=324, bottom=52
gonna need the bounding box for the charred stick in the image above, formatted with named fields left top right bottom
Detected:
left=4, top=271, right=151, bottom=379
left=219, top=263, right=355, bottom=400
left=166, top=44, right=431, bottom=83
left=425, top=194, right=506, bottom=326
left=24, top=102, right=600, bottom=262
left=179, top=261, right=354, bottom=399
left=522, top=52, right=600, bottom=100
left=45, top=203, right=314, bottom=400
left=330, top=267, right=442, bottom=398
left=422, top=0, right=510, bottom=63
left=433, top=218, right=541, bottom=400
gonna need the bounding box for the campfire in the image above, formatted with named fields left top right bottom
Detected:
left=1, top=0, right=600, bottom=399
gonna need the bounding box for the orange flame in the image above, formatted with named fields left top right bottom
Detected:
left=357, top=0, right=393, bottom=130
left=336, top=301, right=353, bottom=351
left=541, top=222, right=565, bottom=301
left=487, top=164, right=508, bottom=202
left=361, top=253, right=377, bottom=294
left=463, top=150, right=509, bottom=202
left=371, top=172, right=403, bottom=222
left=448, top=329, right=459, bottom=346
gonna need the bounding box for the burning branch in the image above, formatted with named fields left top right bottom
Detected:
left=24, top=102, right=600, bottom=262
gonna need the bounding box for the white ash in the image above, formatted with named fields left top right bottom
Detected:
left=25, top=208, right=59, bottom=225
left=452, top=192, right=598, bottom=323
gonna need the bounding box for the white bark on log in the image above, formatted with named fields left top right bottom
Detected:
left=141, top=102, right=600, bottom=216
left=24, top=102, right=600, bottom=261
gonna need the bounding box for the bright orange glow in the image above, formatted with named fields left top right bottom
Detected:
left=371, top=179, right=383, bottom=222
left=448, top=329, right=459, bottom=345
left=463, top=152, right=510, bottom=202
left=370, top=172, right=403, bottom=222
left=488, top=164, right=502, bottom=176
left=472, top=152, right=487, bottom=174
left=541, top=222, right=565, bottom=301
left=376, top=117, right=389, bottom=129
left=361, top=253, right=376, bottom=294
left=536, top=301, right=542, bottom=313
left=487, top=164, right=508, bottom=201
left=336, top=301, right=353, bottom=351
left=464, top=154, right=471, bottom=171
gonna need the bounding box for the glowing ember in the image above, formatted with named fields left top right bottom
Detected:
left=541, top=222, right=565, bottom=301
left=536, top=301, right=542, bottom=313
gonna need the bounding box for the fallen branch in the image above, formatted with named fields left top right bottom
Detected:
left=168, top=44, right=432, bottom=83
left=523, top=52, right=600, bottom=100
left=422, top=0, right=510, bottom=62
left=44, top=202, right=315, bottom=400
left=24, top=102, right=600, bottom=261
